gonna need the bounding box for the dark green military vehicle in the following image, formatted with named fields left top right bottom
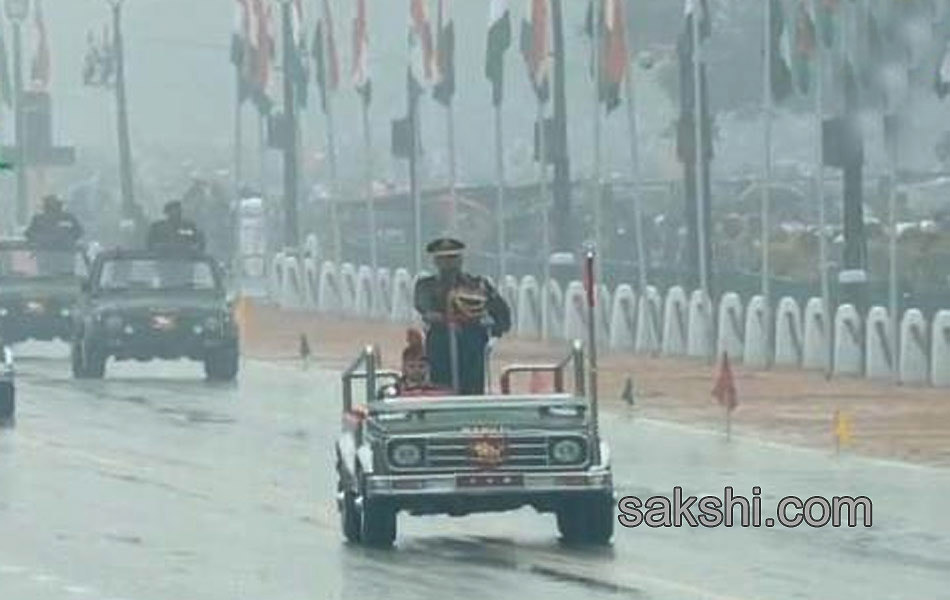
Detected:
left=71, top=249, right=239, bottom=381
left=0, top=239, right=89, bottom=344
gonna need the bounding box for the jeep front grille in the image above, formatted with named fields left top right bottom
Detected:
left=387, top=435, right=588, bottom=472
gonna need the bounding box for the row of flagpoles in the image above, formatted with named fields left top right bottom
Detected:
left=227, top=0, right=642, bottom=285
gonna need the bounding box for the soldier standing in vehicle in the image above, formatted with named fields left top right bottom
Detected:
left=146, top=200, right=206, bottom=253
left=25, top=195, right=84, bottom=275
left=25, top=195, right=84, bottom=249
left=413, top=238, right=511, bottom=395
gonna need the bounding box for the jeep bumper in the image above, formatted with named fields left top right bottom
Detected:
left=364, top=467, right=612, bottom=497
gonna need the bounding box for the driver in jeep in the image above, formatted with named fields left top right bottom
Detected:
left=413, top=238, right=511, bottom=395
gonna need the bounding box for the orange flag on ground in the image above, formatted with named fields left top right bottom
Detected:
left=712, top=352, right=737, bottom=411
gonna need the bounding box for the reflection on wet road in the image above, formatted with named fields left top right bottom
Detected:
left=1, top=345, right=948, bottom=599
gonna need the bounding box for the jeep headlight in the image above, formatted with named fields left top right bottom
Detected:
left=388, top=440, right=425, bottom=468
left=549, top=437, right=587, bottom=465
left=0, top=307, right=8, bottom=317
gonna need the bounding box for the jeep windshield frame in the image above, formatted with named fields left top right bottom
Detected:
left=0, top=241, right=89, bottom=282
left=88, top=252, right=224, bottom=296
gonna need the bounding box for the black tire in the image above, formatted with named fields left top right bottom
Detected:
left=360, top=497, right=397, bottom=548
left=71, top=340, right=91, bottom=379
left=84, top=344, right=107, bottom=379
left=556, top=493, right=615, bottom=546
left=204, top=345, right=239, bottom=382
left=0, top=383, right=14, bottom=428
left=340, top=487, right=362, bottom=544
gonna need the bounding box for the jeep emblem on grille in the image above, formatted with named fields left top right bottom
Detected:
left=468, top=434, right=507, bottom=469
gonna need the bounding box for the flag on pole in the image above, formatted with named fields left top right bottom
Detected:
left=936, top=41, right=950, bottom=99
left=231, top=0, right=253, bottom=102
left=433, top=0, right=456, bottom=106
left=520, top=0, right=550, bottom=103
left=246, top=0, right=274, bottom=114
left=313, top=0, right=341, bottom=114
left=485, top=0, right=512, bottom=106
left=289, top=0, right=310, bottom=107
left=792, top=0, right=816, bottom=95
left=409, top=0, right=436, bottom=91
left=583, top=249, right=595, bottom=308
left=816, top=0, right=839, bottom=49
left=351, top=0, right=371, bottom=105
left=769, top=0, right=793, bottom=103
left=596, top=0, right=629, bottom=114
left=30, top=0, right=50, bottom=92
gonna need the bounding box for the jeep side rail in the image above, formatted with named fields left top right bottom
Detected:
left=341, top=345, right=401, bottom=413
left=498, top=340, right=586, bottom=397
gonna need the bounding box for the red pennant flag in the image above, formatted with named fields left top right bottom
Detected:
left=583, top=251, right=595, bottom=308
left=712, top=352, right=738, bottom=412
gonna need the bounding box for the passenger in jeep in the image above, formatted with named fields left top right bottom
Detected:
left=397, top=329, right=452, bottom=397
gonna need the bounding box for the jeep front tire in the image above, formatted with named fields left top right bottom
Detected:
left=204, top=345, right=239, bottom=382
left=0, top=382, right=14, bottom=427
left=556, top=493, right=614, bottom=546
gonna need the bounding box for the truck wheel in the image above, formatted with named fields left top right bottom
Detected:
left=556, top=493, right=614, bottom=546
left=72, top=339, right=106, bottom=380
left=204, top=346, right=239, bottom=382
left=0, top=382, right=14, bottom=428
left=71, top=340, right=87, bottom=379
left=360, top=498, right=396, bottom=548
left=84, top=345, right=107, bottom=380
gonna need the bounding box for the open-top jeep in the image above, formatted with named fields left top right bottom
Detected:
left=334, top=341, right=614, bottom=548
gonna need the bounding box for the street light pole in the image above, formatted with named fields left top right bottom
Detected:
left=11, top=18, right=25, bottom=226
left=110, top=0, right=135, bottom=217
left=5, top=0, right=29, bottom=227
left=279, top=0, right=299, bottom=249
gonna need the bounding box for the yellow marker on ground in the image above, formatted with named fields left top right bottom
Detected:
left=833, top=408, right=853, bottom=453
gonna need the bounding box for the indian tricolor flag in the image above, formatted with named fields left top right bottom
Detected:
left=485, top=0, right=512, bottom=106
left=520, top=0, right=550, bottom=103
left=409, top=0, right=435, bottom=90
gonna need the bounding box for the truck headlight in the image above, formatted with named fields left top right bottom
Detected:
left=549, top=437, right=587, bottom=465
left=388, top=440, right=425, bottom=468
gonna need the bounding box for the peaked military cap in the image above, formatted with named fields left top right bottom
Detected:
left=425, top=237, right=465, bottom=256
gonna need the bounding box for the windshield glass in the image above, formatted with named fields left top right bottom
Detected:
left=96, top=257, right=218, bottom=291
left=0, top=247, right=87, bottom=279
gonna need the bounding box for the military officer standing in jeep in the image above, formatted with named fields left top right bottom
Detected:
left=146, top=200, right=206, bottom=253
left=24, top=195, right=85, bottom=276
left=413, top=238, right=512, bottom=395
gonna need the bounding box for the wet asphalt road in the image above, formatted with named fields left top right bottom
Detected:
left=1, top=345, right=949, bottom=600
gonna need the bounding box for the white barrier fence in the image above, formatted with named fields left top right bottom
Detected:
left=262, top=256, right=950, bottom=388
